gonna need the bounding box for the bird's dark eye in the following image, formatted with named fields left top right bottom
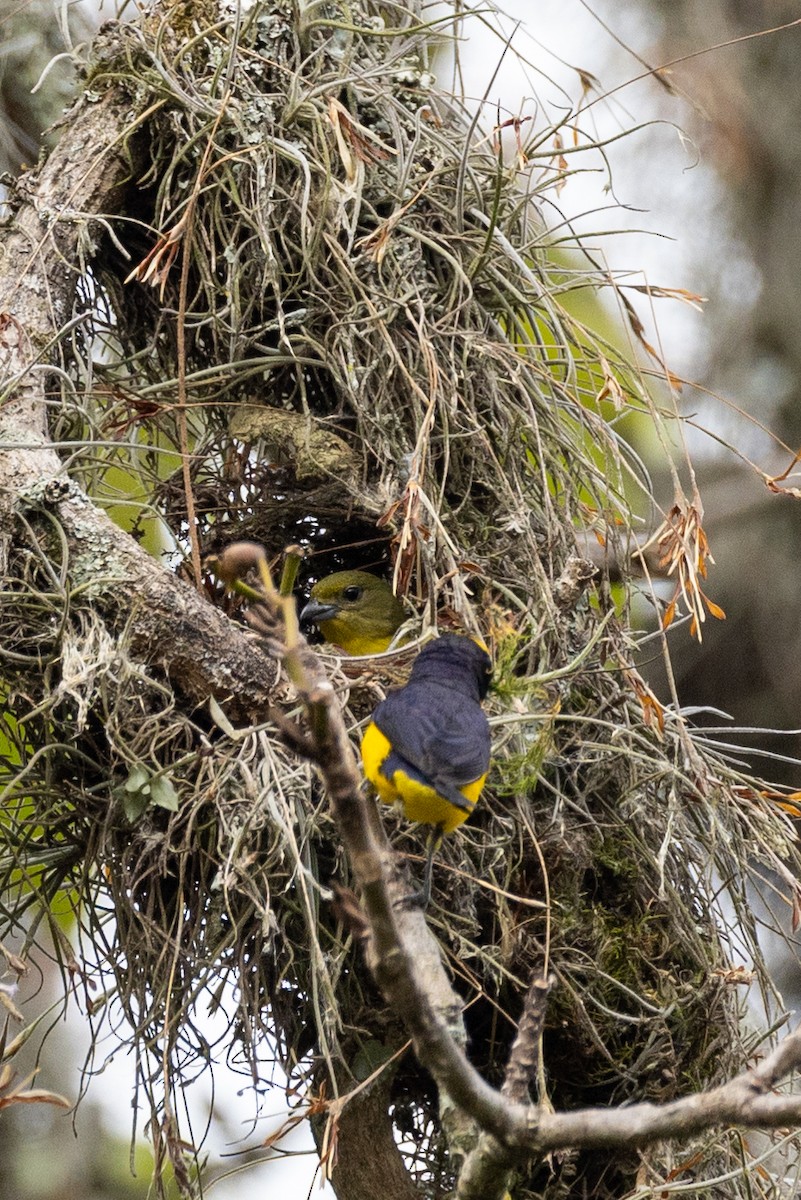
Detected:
left=343, top=586, right=363, bottom=602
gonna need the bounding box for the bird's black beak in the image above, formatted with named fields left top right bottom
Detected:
left=299, top=598, right=339, bottom=626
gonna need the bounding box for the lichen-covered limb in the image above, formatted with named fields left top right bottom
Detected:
left=0, top=84, right=279, bottom=720
left=529, top=1025, right=801, bottom=1152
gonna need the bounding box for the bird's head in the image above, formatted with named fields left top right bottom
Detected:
left=300, top=570, right=406, bottom=655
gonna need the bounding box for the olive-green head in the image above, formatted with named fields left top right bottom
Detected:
left=300, top=570, right=406, bottom=655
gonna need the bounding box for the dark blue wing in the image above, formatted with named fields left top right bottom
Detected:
left=373, top=680, right=490, bottom=793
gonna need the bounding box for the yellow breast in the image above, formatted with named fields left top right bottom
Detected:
left=319, top=617, right=395, bottom=656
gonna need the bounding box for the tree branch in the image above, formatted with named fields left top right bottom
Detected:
left=528, top=1024, right=801, bottom=1153
left=268, top=605, right=801, bottom=1186
left=236, top=564, right=801, bottom=1189
left=0, top=83, right=280, bottom=721
left=454, top=975, right=554, bottom=1200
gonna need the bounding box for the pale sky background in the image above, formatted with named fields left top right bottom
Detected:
left=11, top=2, right=740, bottom=1196
left=448, top=0, right=717, bottom=370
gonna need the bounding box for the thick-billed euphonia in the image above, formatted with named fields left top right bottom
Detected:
left=300, top=570, right=406, bottom=655
left=360, top=633, right=492, bottom=904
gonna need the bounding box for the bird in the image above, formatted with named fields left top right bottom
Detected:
left=360, top=633, right=492, bottom=905
left=300, top=569, right=406, bottom=655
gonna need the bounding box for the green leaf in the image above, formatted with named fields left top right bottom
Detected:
left=116, top=763, right=179, bottom=820
left=149, top=775, right=179, bottom=812
left=121, top=787, right=151, bottom=824
left=123, top=764, right=151, bottom=793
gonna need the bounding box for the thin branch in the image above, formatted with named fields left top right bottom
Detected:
left=529, top=1025, right=801, bottom=1154
left=234, top=564, right=801, bottom=1181
left=501, top=975, right=553, bottom=1105
left=456, top=974, right=553, bottom=1200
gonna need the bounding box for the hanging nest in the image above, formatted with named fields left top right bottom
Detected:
left=1, top=3, right=800, bottom=1198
